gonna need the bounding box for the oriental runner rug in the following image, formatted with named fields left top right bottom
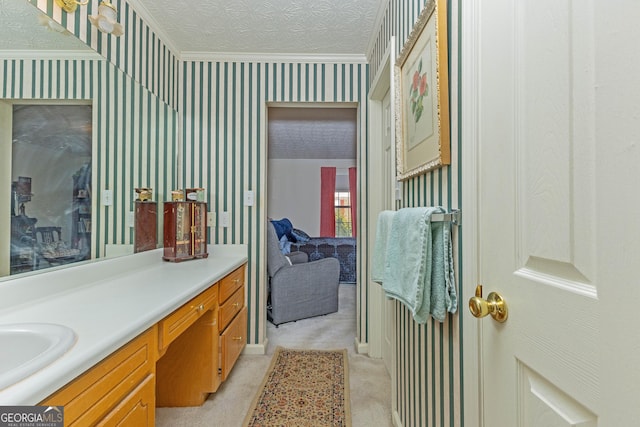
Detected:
left=243, top=347, right=351, bottom=427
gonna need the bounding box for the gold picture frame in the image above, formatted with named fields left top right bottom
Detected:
left=395, top=0, right=450, bottom=180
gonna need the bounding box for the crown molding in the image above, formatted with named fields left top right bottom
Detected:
left=122, top=0, right=181, bottom=58
left=179, top=51, right=368, bottom=64
left=0, top=50, right=102, bottom=60
left=87, top=1, right=377, bottom=66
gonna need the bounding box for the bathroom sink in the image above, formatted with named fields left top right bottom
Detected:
left=0, top=323, right=76, bottom=390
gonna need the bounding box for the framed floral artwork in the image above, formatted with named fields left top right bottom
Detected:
left=395, top=0, right=450, bottom=180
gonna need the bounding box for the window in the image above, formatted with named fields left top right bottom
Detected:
left=334, top=191, right=352, bottom=237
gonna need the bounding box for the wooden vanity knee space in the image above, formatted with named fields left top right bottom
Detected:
left=40, top=263, right=247, bottom=425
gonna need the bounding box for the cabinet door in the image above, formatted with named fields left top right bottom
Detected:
left=41, top=328, right=156, bottom=426
left=96, top=375, right=155, bottom=427
left=220, top=306, right=247, bottom=382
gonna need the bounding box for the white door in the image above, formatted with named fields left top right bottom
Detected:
left=470, top=0, right=640, bottom=425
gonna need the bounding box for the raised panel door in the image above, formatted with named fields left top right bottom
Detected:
left=220, top=306, right=247, bottom=382
left=96, top=375, right=155, bottom=427
left=470, top=0, right=640, bottom=424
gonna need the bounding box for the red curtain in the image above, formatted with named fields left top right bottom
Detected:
left=320, top=167, right=336, bottom=237
left=349, top=167, right=357, bottom=237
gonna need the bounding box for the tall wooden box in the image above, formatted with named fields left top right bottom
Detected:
left=163, top=201, right=208, bottom=262
left=134, top=201, right=157, bottom=253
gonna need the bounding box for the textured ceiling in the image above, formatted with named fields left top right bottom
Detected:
left=3, top=1, right=370, bottom=160
left=1, top=0, right=386, bottom=56
left=132, top=0, right=384, bottom=57
left=268, top=107, right=357, bottom=160
left=0, top=0, right=92, bottom=52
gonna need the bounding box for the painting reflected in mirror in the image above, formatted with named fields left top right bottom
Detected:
left=0, top=1, right=179, bottom=280
left=10, top=105, right=92, bottom=274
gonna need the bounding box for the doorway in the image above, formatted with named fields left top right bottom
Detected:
left=367, top=38, right=397, bottom=379
left=265, top=103, right=359, bottom=340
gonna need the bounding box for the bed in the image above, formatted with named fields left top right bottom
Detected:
left=290, top=237, right=356, bottom=283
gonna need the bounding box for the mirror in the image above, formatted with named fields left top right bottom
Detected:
left=0, top=1, right=178, bottom=279
left=9, top=104, right=93, bottom=275
left=0, top=0, right=96, bottom=52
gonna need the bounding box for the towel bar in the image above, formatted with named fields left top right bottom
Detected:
left=430, top=209, right=460, bottom=226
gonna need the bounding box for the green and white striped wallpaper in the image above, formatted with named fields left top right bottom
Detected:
left=1, top=57, right=178, bottom=258
left=29, top=0, right=178, bottom=109
left=179, top=59, right=369, bottom=346
left=367, top=0, right=463, bottom=425
left=13, top=0, right=464, bottom=424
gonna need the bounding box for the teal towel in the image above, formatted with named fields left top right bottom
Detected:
left=382, top=207, right=442, bottom=323
left=382, top=207, right=457, bottom=323
left=371, top=210, right=396, bottom=284
left=429, top=221, right=458, bottom=321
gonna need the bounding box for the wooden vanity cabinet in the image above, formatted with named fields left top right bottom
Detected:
left=218, top=265, right=247, bottom=381
left=41, top=327, right=157, bottom=427
left=39, top=262, right=248, bottom=423
left=155, top=285, right=220, bottom=406
left=156, top=264, right=247, bottom=404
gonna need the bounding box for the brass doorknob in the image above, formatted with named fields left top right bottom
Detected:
left=468, top=285, right=508, bottom=323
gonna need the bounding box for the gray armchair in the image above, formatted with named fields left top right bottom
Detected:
left=267, top=222, right=340, bottom=326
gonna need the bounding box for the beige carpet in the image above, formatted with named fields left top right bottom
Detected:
left=156, top=284, right=392, bottom=427
left=243, top=347, right=350, bottom=426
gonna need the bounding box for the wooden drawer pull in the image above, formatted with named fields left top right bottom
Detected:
left=232, top=302, right=240, bottom=308
left=232, top=336, right=243, bottom=341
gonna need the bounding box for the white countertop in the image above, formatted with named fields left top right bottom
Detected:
left=0, top=244, right=248, bottom=405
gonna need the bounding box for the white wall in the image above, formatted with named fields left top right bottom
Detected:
left=267, top=158, right=356, bottom=236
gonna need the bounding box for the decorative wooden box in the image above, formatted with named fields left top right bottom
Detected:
left=134, top=201, right=157, bottom=253
left=163, top=201, right=208, bottom=262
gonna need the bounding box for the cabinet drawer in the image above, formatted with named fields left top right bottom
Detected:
left=218, top=265, right=245, bottom=303
left=158, top=284, right=218, bottom=350
left=220, top=306, right=247, bottom=382
left=96, top=374, right=155, bottom=427
left=219, top=287, right=244, bottom=331
left=41, top=327, right=156, bottom=426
